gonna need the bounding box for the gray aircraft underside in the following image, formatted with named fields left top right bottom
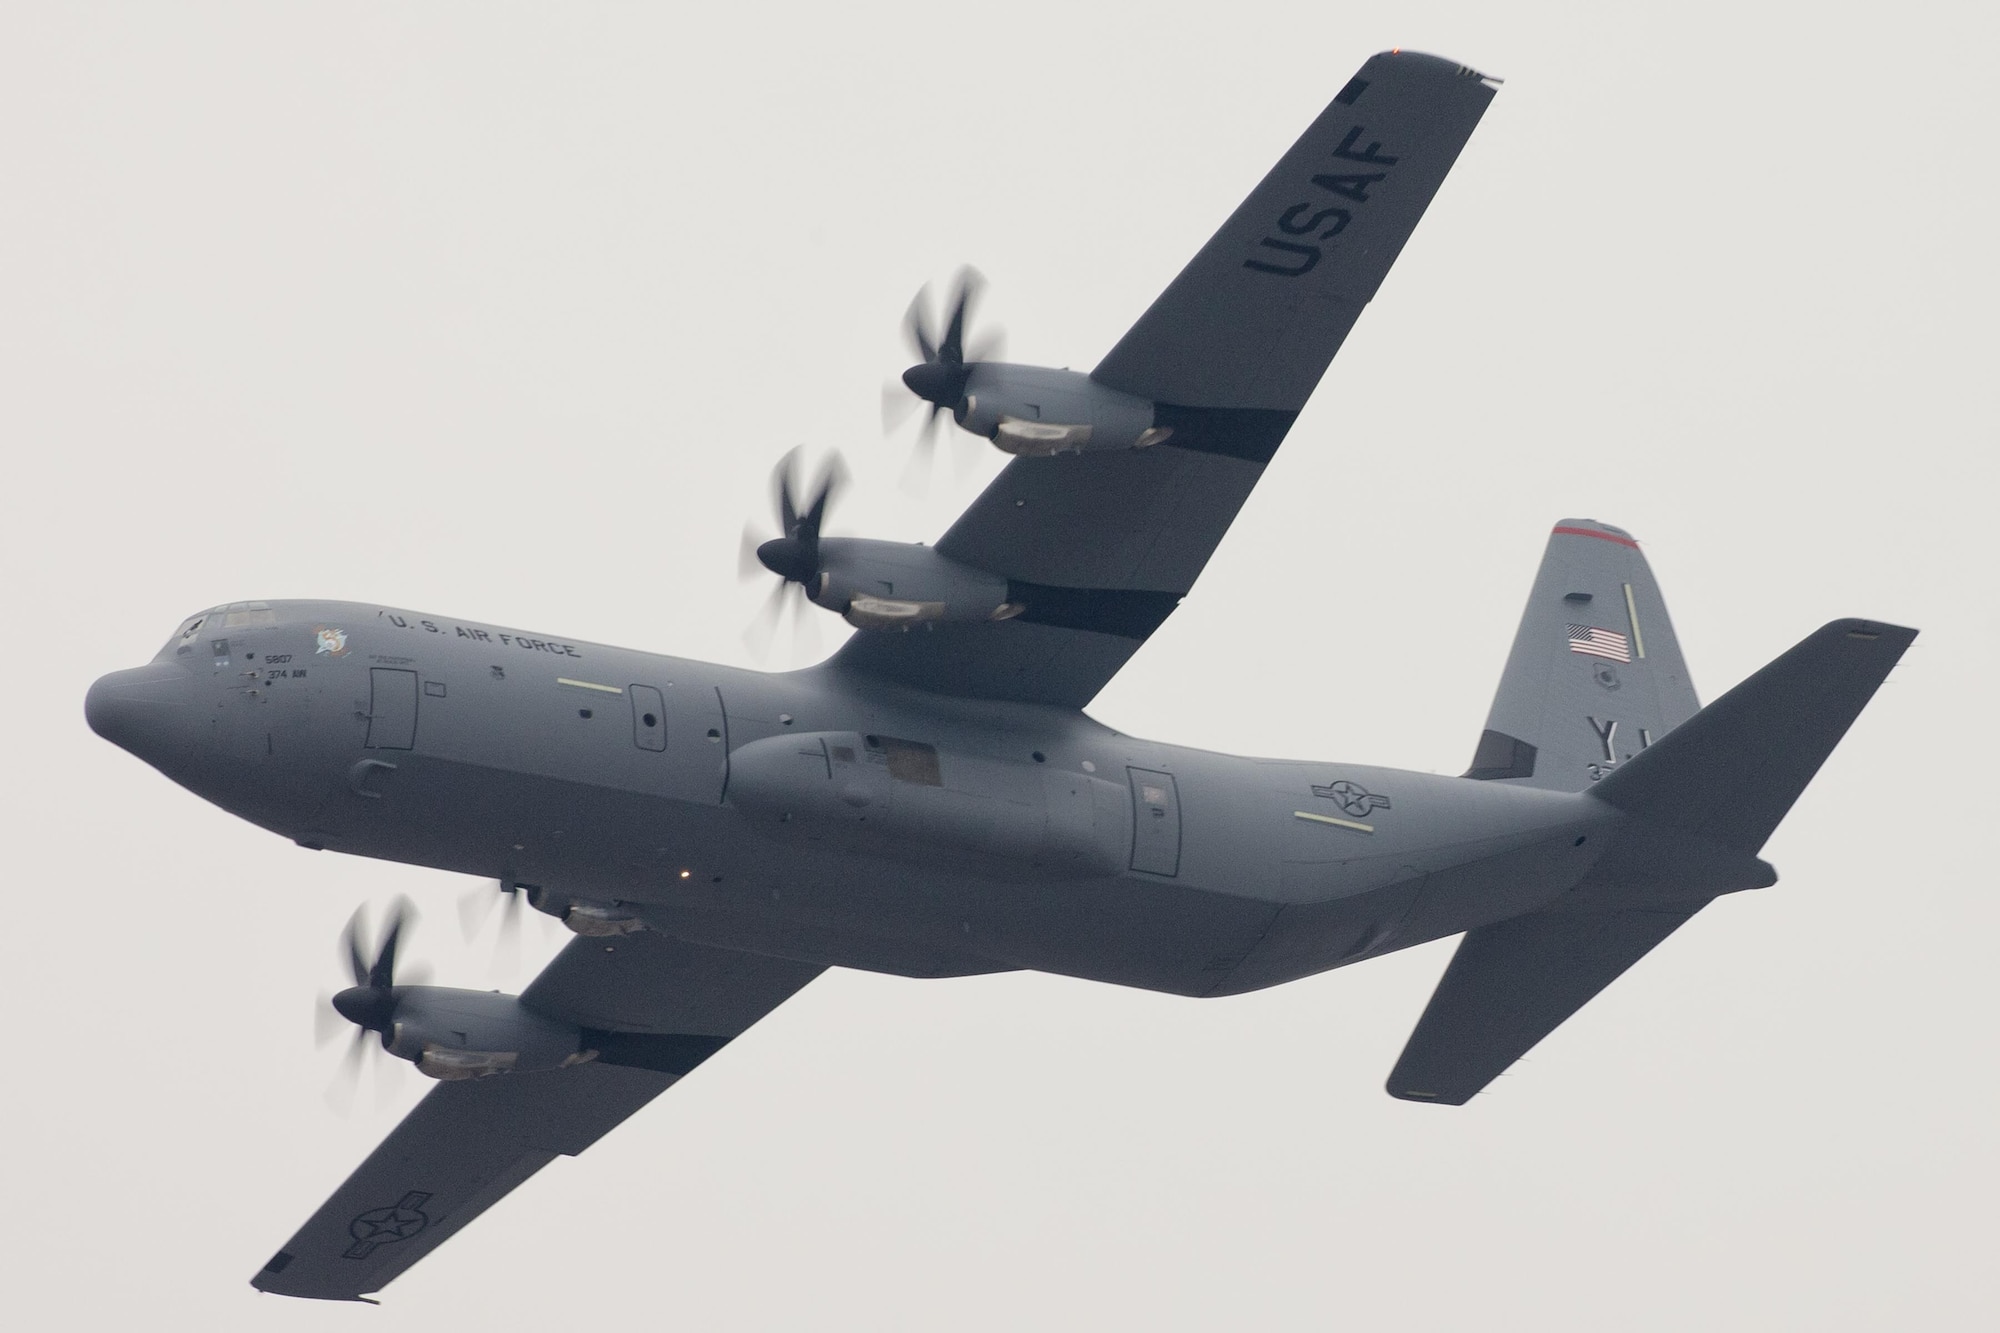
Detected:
left=84, top=50, right=1914, bottom=1303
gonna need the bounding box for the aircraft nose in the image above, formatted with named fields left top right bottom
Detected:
left=85, top=662, right=199, bottom=766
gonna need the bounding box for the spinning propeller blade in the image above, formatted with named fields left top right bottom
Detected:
left=740, top=447, right=848, bottom=658
left=888, top=267, right=1004, bottom=491
left=328, top=899, right=419, bottom=1049
left=458, top=878, right=529, bottom=979
left=322, top=897, right=424, bottom=1110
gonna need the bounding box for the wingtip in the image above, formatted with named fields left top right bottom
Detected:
left=249, top=1283, right=379, bottom=1304
left=1372, top=50, right=1503, bottom=84
left=1385, top=1081, right=1472, bottom=1106
left=1821, top=618, right=1919, bottom=649
left=250, top=1265, right=381, bottom=1303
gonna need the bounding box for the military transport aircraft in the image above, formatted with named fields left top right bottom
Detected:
left=85, top=50, right=1914, bottom=1303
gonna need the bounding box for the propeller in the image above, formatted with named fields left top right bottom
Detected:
left=458, top=877, right=527, bottom=977
left=739, top=446, right=848, bottom=659
left=889, top=267, right=1004, bottom=490
left=319, top=897, right=425, bottom=1106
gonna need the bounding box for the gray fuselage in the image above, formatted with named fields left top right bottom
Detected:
left=94, top=600, right=1619, bottom=997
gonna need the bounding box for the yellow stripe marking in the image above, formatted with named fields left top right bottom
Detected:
left=557, top=677, right=624, bottom=695
left=1622, top=582, right=1647, bottom=659
left=1293, top=810, right=1374, bottom=834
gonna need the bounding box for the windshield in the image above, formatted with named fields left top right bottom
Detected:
left=158, top=602, right=276, bottom=658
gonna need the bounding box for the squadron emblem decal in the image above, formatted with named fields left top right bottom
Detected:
left=315, top=626, right=350, bottom=657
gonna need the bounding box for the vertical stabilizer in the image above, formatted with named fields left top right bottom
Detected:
left=1392, top=612, right=1914, bottom=1104
left=1466, top=521, right=1697, bottom=792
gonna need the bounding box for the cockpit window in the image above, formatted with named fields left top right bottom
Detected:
left=161, top=613, right=210, bottom=658
left=161, top=603, right=274, bottom=658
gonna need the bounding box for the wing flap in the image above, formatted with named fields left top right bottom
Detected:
left=521, top=929, right=823, bottom=1034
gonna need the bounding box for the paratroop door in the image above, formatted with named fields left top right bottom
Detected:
left=366, top=669, right=418, bottom=750
left=629, top=685, right=667, bottom=752
left=662, top=681, right=727, bottom=804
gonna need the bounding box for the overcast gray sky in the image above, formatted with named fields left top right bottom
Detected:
left=4, top=3, right=1995, bottom=1327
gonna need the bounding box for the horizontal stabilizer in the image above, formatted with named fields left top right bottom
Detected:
left=1589, top=619, right=1916, bottom=854
left=1387, top=904, right=1704, bottom=1105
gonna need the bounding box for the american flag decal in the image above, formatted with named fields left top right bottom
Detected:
left=1566, top=624, right=1632, bottom=662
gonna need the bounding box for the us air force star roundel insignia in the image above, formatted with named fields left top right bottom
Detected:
left=1311, top=780, right=1391, bottom=819
left=343, top=1190, right=432, bottom=1260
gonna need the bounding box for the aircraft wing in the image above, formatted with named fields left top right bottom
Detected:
left=251, top=933, right=822, bottom=1302
left=834, top=52, right=1496, bottom=708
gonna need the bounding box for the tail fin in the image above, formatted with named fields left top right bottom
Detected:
left=1390, top=615, right=1916, bottom=1105
left=1588, top=618, right=1916, bottom=854
left=1466, top=520, right=1698, bottom=792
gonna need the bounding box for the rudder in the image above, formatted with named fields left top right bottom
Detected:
left=1466, top=521, right=1697, bottom=792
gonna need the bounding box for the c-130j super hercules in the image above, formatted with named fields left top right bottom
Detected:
left=87, top=51, right=1913, bottom=1302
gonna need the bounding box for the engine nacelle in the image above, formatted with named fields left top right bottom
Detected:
left=381, top=987, right=590, bottom=1080
left=956, top=364, right=1169, bottom=457
left=808, top=538, right=1019, bottom=631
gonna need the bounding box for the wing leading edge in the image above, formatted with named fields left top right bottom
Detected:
left=252, top=934, right=822, bottom=1302
left=836, top=52, right=1497, bottom=708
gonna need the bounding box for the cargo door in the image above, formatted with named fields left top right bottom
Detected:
left=366, top=669, right=418, bottom=750
left=1128, top=767, right=1181, bottom=876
